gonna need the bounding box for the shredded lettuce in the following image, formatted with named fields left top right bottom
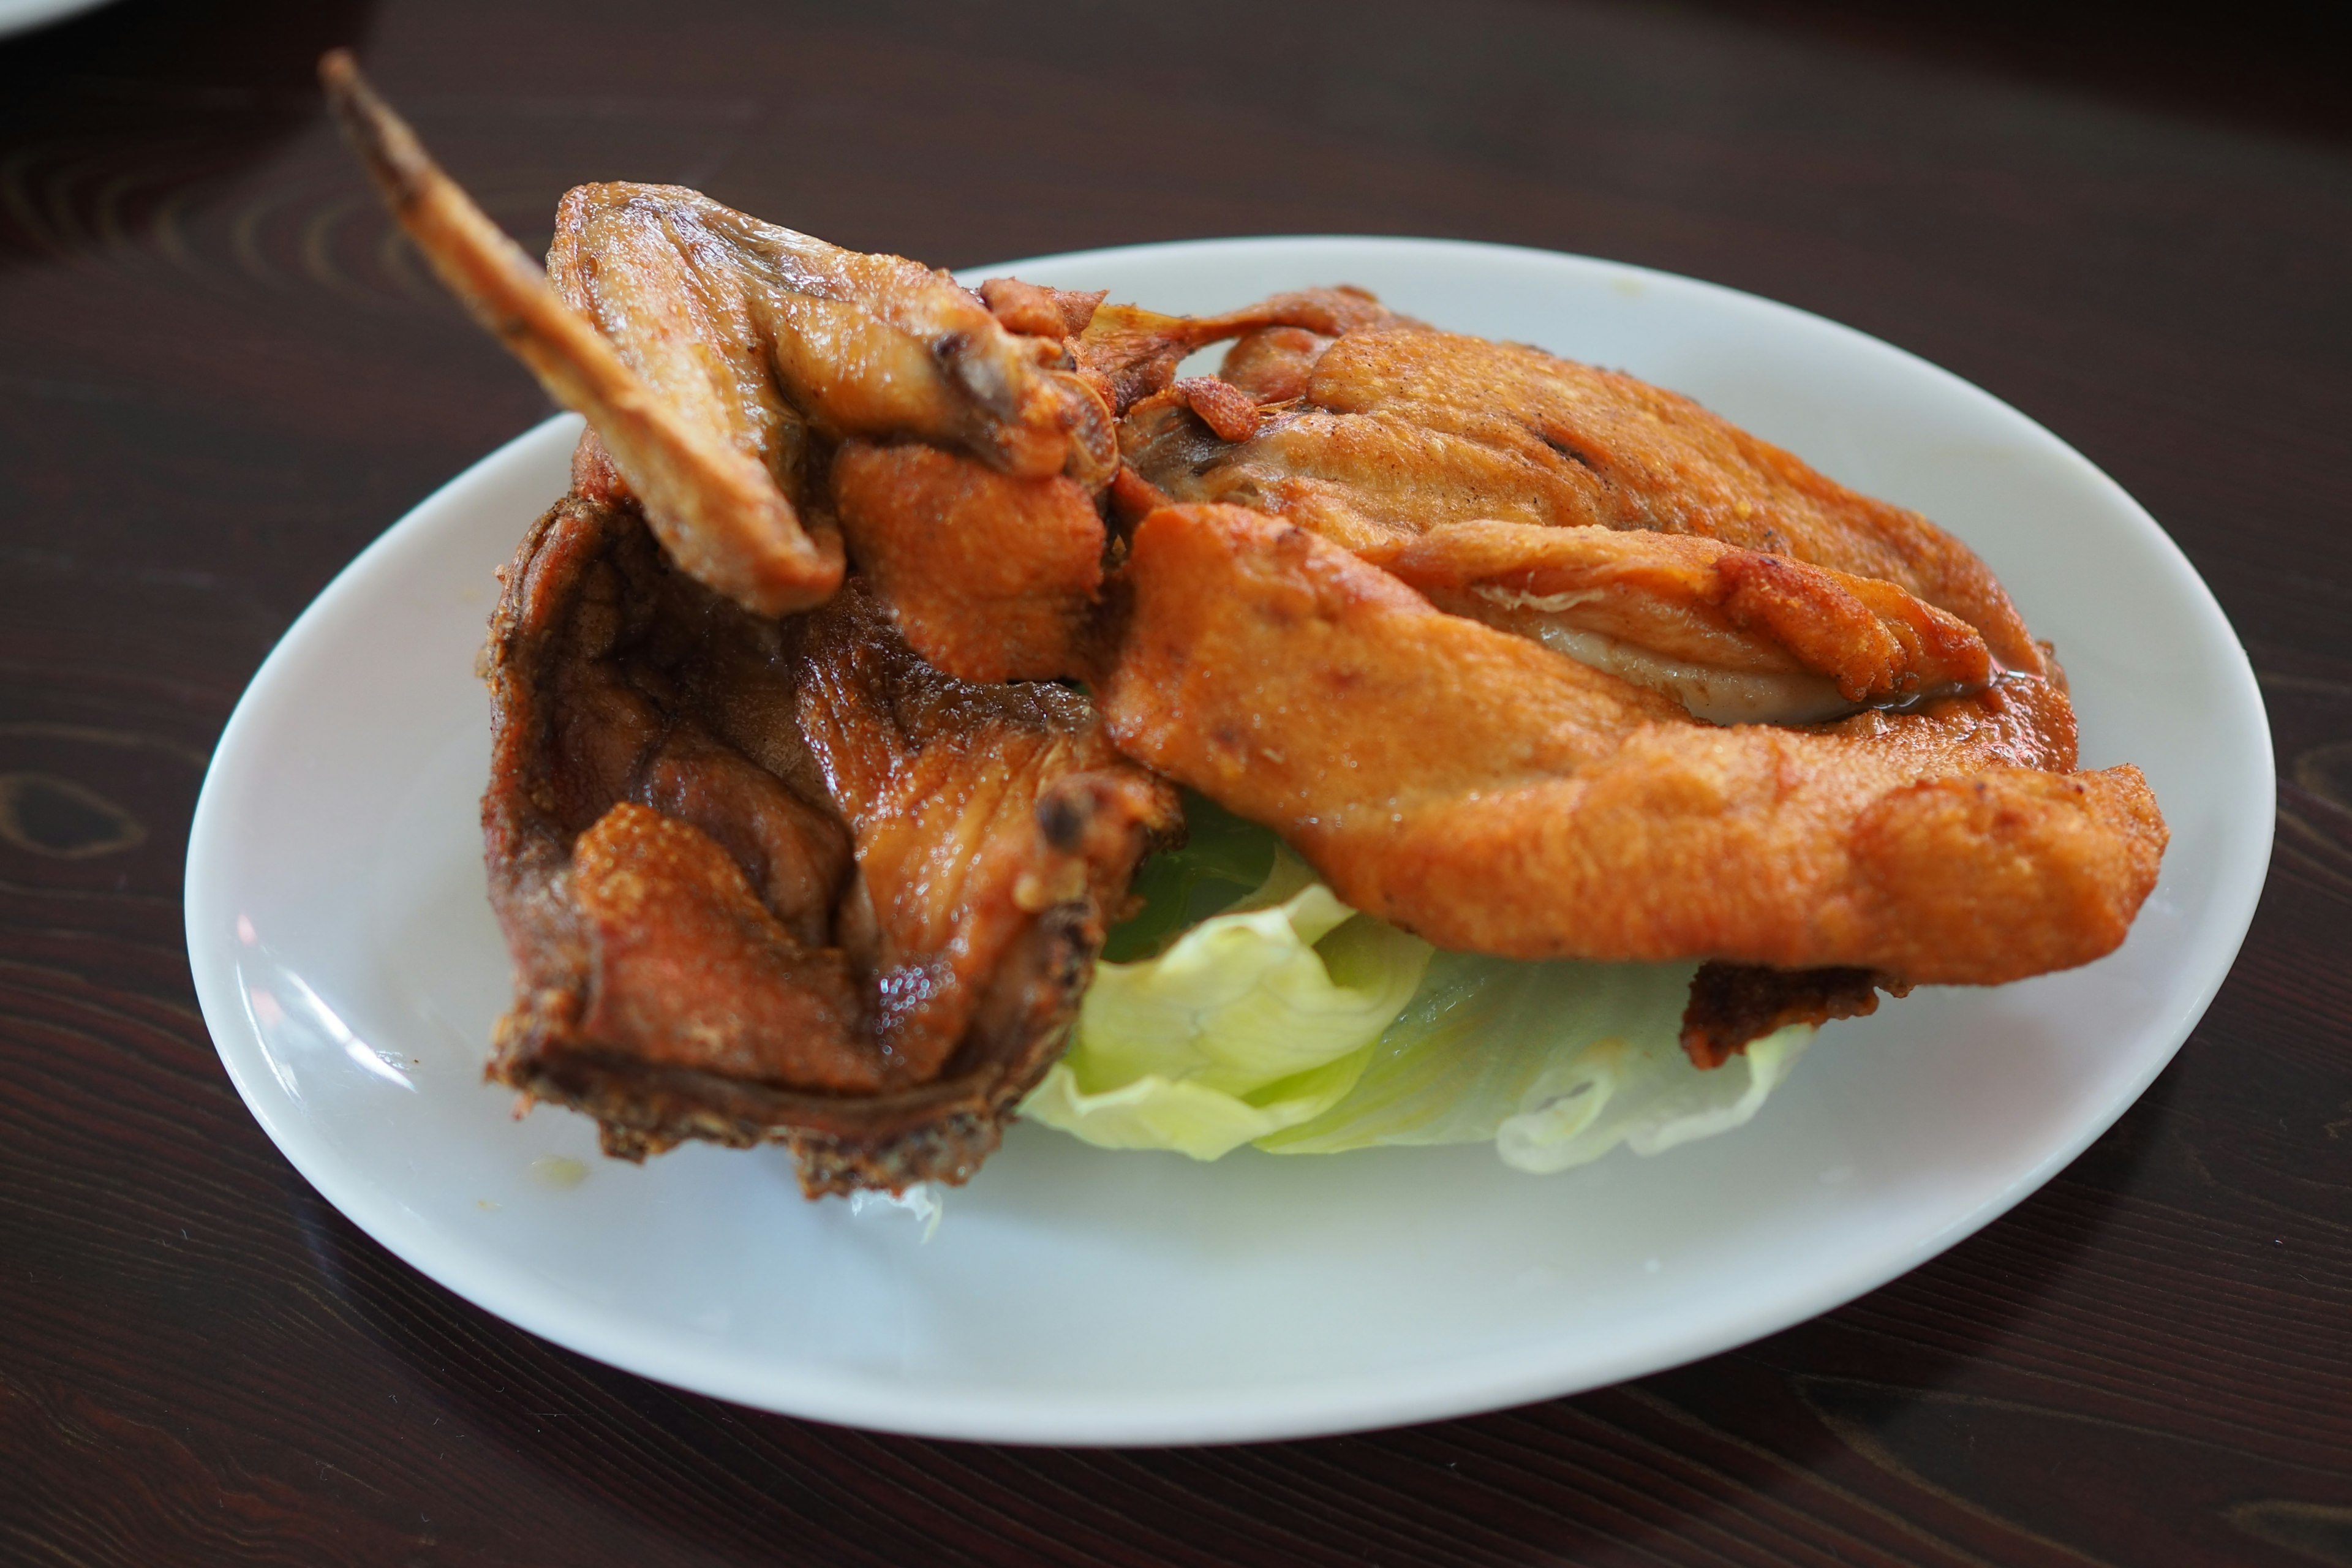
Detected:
left=1020, top=797, right=1811, bottom=1170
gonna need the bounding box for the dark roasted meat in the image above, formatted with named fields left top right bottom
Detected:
left=1679, top=963, right=1910, bottom=1070
left=480, top=495, right=1177, bottom=1194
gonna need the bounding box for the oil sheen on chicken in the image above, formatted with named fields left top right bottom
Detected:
left=480, top=493, right=1176, bottom=1195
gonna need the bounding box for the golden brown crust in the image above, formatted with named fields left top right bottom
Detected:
left=831, top=440, right=1105, bottom=683
left=1172, top=377, right=1264, bottom=443
left=1100, top=505, right=2165, bottom=984
left=348, top=62, right=2175, bottom=1132
left=979, top=277, right=1107, bottom=339
left=569, top=803, right=872, bottom=1087
left=1126, top=325, right=2045, bottom=674
left=1380, top=519, right=1995, bottom=705
left=1071, top=287, right=1403, bottom=415
left=478, top=494, right=1178, bottom=1193
left=320, top=55, right=845, bottom=617
left=1219, top=325, right=1333, bottom=403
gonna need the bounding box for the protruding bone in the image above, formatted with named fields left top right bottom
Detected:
left=320, top=51, right=843, bottom=616
left=541, top=183, right=1117, bottom=489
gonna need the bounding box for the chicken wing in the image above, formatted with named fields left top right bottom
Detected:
left=322, top=53, right=1112, bottom=621
left=481, top=494, right=1176, bottom=1193
left=1099, top=505, right=2164, bottom=986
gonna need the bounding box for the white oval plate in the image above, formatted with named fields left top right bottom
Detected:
left=187, top=238, right=2271, bottom=1446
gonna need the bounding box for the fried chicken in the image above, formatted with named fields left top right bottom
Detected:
left=1378, top=519, right=1994, bottom=725
left=481, top=494, right=1175, bottom=1193
left=323, top=54, right=1112, bottom=627
left=1068, top=288, right=1401, bottom=416
left=1099, top=505, right=2165, bottom=985
left=1123, top=322, right=2045, bottom=674
left=830, top=441, right=1105, bottom=682
left=325, top=48, right=2169, bottom=1136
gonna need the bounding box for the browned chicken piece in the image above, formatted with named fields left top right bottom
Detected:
left=322, top=53, right=1113, bottom=622
left=977, top=277, right=1108, bottom=340
left=1219, top=325, right=1334, bottom=403
left=806, top=282, right=1396, bottom=678
left=1124, top=322, right=2045, bottom=674
left=1679, top=963, right=1905, bottom=1069
left=790, top=581, right=1179, bottom=1084
left=1069, top=288, right=1401, bottom=415
left=481, top=494, right=1176, bottom=1194
left=1100, top=505, right=2165, bottom=986
left=549, top=187, right=1112, bottom=487
left=831, top=442, right=1106, bottom=681
left=1378, top=519, right=1995, bottom=725
left=323, top=56, right=2164, bottom=1096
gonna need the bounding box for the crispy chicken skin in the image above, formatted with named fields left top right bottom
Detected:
left=548, top=184, right=1115, bottom=487
left=481, top=494, right=1175, bottom=1193
left=326, top=51, right=2169, bottom=1115
left=1379, top=519, right=1995, bottom=721
left=322, top=53, right=1112, bottom=624
left=810, top=285, right=1403, bottom=681
left=1101, top=506, right=2165, bottom=984
left=1126, top=325, right=2045, bottom=674
left=323, top=56, right=840, bottom=615
left=1069, top=288, right=1401, bottom=415
left=831, top=441, right=1106, bottom=682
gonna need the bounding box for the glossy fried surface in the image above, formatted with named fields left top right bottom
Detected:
left=323, top=57, right=843, bottom=615
left=324, top=55, right=1114, bottom=620
left=1101, top=506, right=2165, bottom=984
left=1380, top=519, right=1994, bottom=713
left=568, top=802, right=868, bottom=1086
left=1125, top=324, right=2045, bottom=672
left=550, top=184, right=1114, bottom=486
left=1071, top=287, right=1401, bottom=415
left=480, top=494, right=1175, bottom=1192
left=328, top=56, right=2169, bottom=1077
left=831, top=440, right=1104, bottom=682
left=791, top=573, right=1175, bottom=1083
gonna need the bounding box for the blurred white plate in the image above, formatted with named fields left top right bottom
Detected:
left=0, top=0, right=116, bottom=40
left=186, top=238, right=2271, bottom=1445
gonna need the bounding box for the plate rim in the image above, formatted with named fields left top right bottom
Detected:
left=186, top=234, right=2275, bottom=1446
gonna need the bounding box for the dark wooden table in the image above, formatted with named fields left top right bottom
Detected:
left=5, top=2, right=2348, bottom=1562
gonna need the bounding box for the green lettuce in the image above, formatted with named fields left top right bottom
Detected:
left=1023, top=839, right=1432, bottom=1159
left=1020, top=797, right=1811, bottom=1170
left=1259, top=952, right=1811, bottom=1171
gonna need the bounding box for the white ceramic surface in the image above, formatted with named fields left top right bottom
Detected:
left=0, top=0, right=116, bottom=40
left=186, top=238, right=2272, bottom=1446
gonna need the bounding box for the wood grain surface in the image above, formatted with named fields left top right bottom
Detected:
left=3, top=1, right=2348, bottom=1563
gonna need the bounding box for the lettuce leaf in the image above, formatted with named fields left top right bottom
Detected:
left=1098, top=794, right=1277, bottom=962
left=1021, top=797, right=1811, bottom=1170
left=1258, top=952, right=1811, bottom=1172
left=1023, top=845, right=1432, bottom=1159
